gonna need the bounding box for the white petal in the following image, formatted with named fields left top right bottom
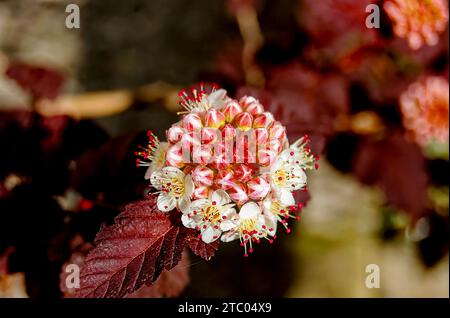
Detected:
left=157, top=194, right=176, bottom=212
left=263, top=210, right=277, bottom=236
left=211, top=189, right=231, bottom=206
left=220, top=220, right=237, bottom=231
left=279, top=189, right=295, bottom=206
left=178, top=195, right=191, bottom=213
left=161, top=166, right=184, bottom=179
left=150, top=170, right=164, bottom=190
left=208, top=89, right=227, bottom=109
left=181, top=213, right=197, bottom=229
left=201, top=226, right=221, bottom=243
left=144, top=166, right=154, bottom=180
left=189, top=199, right=210, bottom=213
left=220, top=230, right=239, bottom=242
left=287, top=167, right=307, bottom=190
left=239, top=201, right=261, bottom=219
left=279, top=148, right=292, bottom=161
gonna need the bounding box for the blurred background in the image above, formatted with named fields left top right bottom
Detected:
left=0, top=0, right=448, bottom=298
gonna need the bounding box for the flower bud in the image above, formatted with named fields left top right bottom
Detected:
left=258, top=148, right=277, bottom=167
left=191, top=166, right=214, bottom=186
left=182, top=113, right=203, bottom=131
left=192, top=185, right=209, bottom=199
left=222, top=124, right=236, bottom=141
left=166, top=144, right=185, bottom=168
left=234, top=164, right=253, bottom=183
left=253, top=112, right=274, bottom=128
left=166, top=125, right=185, bottom=144
left=215, top=169, right=235, bottom=190
left=240, top=96, right=264, bottom=115
left=269, top=121, right=286, bottom=141
left=223, top=100, right=243, bottom=122
left=192, top=144, right=213, bottom=165
left=247, top=176, right=270, bottom=200
left=201, top=127, right=219, bottom=145
left=205, top=109, right=225, bottom=128
left=255, top=128, right=269, bottom=144
left=228, top=182, right=249, bottom=205
left=234, top=112, right=253, bottom=131
left=266, top=138, right=282, bottom=154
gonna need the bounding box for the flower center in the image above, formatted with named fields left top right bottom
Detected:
left=202, top=205, right=221, bottom=223
left=273, top=169, right=287, bottom=186
left=164, top=178, right=185, bottom=198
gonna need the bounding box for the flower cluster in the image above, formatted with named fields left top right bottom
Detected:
left=137, top=84, right=318, bottom=256
left=384, top=0, right=449, bottom=50
left=400, top=76, right=449, bottom=146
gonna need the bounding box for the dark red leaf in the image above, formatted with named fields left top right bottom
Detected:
left=186, top=231, right=220, bottom=261
left=353, top=132, right=429, bottom=219
left=75, top=197, right=189, bottom=298
left=5, top=63, right=64, bottom=100
left=126, top=250, right=190, bottom=298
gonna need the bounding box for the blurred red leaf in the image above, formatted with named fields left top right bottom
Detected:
left=5, top=63, right=64, bottom=100
left=353, top=132, right=429, bottom=219
left=126, top=250, right=190, bottom=298
left=186, top=232, right=220, bottom=261
left=75, top=197, right=189, bottom=298
left=237, top=63, right=349, bottom=154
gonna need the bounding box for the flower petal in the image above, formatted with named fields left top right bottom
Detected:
left=188, top=199, right=210, bottom=213
left=157, top=194, right=176, bottom=212
left=279, top=189, right=295, bottom=206
left=239, top=201, right=261, bottom=219
left=201, top=226, right=221, bottom=243
left=178, top=195, right=191, bottom=213
left=181, top=213, right=197, bottom=229
left=211, top=189, right=231, bottom=206
left=220, top=230, right=239, bottom=242
left=208, top=89, right=227, bottom=109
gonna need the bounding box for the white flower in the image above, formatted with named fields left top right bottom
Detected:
left=181, top=189, right=236, bottom=243
left=262, top=197, right=297, bottom=234
left=221, top=202, right=274, bottom=256
left=207, top=89, right=228, bottom=109
left=144, top=142, right=169, bottom=180
left=150, top=167, right=194, bottom=212
left=268, top=151, right=307, bottom=206
left=280, top=137, right=316, bottom=170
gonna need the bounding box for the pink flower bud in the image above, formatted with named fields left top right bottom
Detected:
left=228, top=182, right=249, bottom=205
left=192, top=144, right=213, bottom=165
left=166, top=125, right=185, bottom=144
left=201, top=127, right=219, bottom=145
left=234, top=164, right=253, bottom=183
left=191, top=165, right=214, bottom=186
left=269, top=121, right=286, bottom=141
left=222, top=124, right=236, bottom=141
left=247, top=176, right=270, bottom=200
left=180, top=131, right=201, bottom=150
left=253, top=112, right=274, bottom=128
left=234, top=112, right=253, bottom=131
left=240, top=96, right=264, bottom=115
left=182, top=113, right=203, bottom=131
left=192, top=185, right=209, bottom=199
left=266, top=138, right=282, bottom=154
left=223, top=100, right=242, bottom=122
left=205, top=109, right=225, bottom=128
left=255, top=128, right=269, bottom=144
left=166, top=144, right=185, bottom=168
left=215, top=169, right=235, bottom=190
left=258, top=148, right=277, bottom=167
left=235, top=137, right=257, bottom=164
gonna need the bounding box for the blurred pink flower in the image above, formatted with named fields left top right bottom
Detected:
left=384, top=0, right=449, bottom=50
left=400, top=75, right=449, bottom=145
